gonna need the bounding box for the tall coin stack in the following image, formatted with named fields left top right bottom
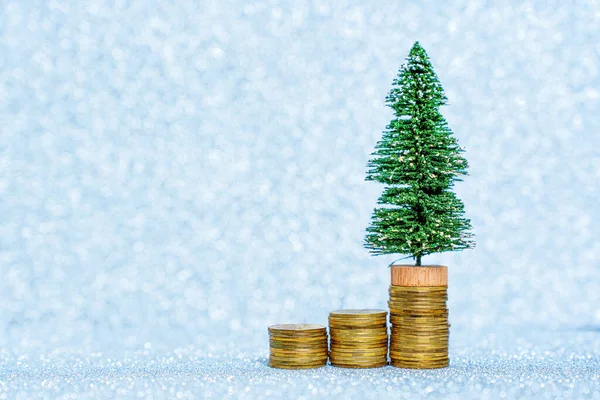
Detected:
left=389, top=265, right=449, bottom=369
left=328, top=309, right=389, bottom=369
left=268, top=324, right=328, bottom=369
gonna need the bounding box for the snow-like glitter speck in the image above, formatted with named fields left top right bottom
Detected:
left=1, top=0, right=600, bottom=398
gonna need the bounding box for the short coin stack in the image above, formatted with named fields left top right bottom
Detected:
left=328, top=309, right=389, bottom=368
left=388, top=285, right=449, bottom=369
left=268, top=324, right=328, bottom=369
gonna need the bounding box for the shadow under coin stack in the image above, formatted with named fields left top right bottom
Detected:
left=389, top=265, right=450, bottom=369
left=268, top=324, right=328, bottom=369
left=328, top=309, right=389, bottom=369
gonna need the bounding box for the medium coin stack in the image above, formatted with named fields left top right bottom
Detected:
left=388, top=285, right=449, bottom=369
left=328, top=309, right=389, bottom=368
left=268, top=324, right=328, bottom=369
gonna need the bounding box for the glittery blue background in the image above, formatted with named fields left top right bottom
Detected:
left=1, top=0, right=600, bottom=398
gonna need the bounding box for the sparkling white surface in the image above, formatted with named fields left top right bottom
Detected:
left=1, top=0, right=600, bottom=398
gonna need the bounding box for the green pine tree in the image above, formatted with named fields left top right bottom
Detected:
left=364, top=42, right=475, bottom=266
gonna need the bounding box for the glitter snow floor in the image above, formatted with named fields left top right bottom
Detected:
left=3, top=1, right=600, bottom=399
left=3, top=328, right=600, bottom=399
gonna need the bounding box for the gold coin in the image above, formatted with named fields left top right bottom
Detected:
left=390, top=358, right=449, bottom=366
left=331, top=344, right=387, bottom=351
left=390, top=341, right=448, bottom=347
left=269, top=357, right=328, bottom=364
left=329, top=329, right=387, bottom=337
left=330, top=356, right=387, bottom=363
left=328, top=321, right=387, bottom=328
left=331, top=335, right=388, bottom=341
left=390, top=325, right=447, bottom=331
left=270, top=351, right=328, bottom=358
left=389, top=306, right=446, bottom=311
left=390, top=353, right=448, bottom=360
left=389, top=293, right=447, bottom=298
left=389, top=303, right=447, bottom=311
left=330, top=360, right=388, bottom=367
left=390, top=329, right=446, bottom=334
left=329, top=324, right=387, bottom=331
left=390, top=343, right=448, bottom=349
left=330, top=359, right=388, bottom=368
left=390, top=361, right=448, bottom=369
left=331, top=361, right=388, bottom=369
left=269, top=344, right=328, bottom=352
left=269, top=351, right=328, bottom=358
left=269, top=343, right=328, bottom=350
left=330, top=353, right=387, bottom=358
left=269, top=360, right=327, bottom=366
left=270, top=336, right=328, bottom=342
left=330, top=351, right=388, bottom=359
left=329, top=323, right=387, bottom=328
left=390, top=348, right=448, bottom=355
left=329, top=316, right=386, bottom=321
left=329, top=319, right=386, bottom=326
left=269, top=355, right=328, bottom=363
left=388, top=305, right=446, bottom=310
left=331, top=363, right=387, bottom=369
left=389, top=311, right=447, bottom=317
left=269, top=349, right=328, bottom=356
left=388, top=293, right=446, bottom=299
left=390, top=359, right=448, bottom=366
left=269, top=364, right=326, bottom=370
left=268, top=324, right=326, bottom=336
left=390, top=352, right=448, bottom=359
left=270, top=348, right=328, bottom=356
left=330, top=349, right=387, bottom=356
left=330, top=334, right=388, bottom=342
left=269, top=336, right=327, bottom=346
left=329, top=319, right=386, bottom=325
left=269, top=334, right=327, bottom=340
left=388, top=304, right=447, bottom=311
left=328, top=310, right=387, bottom=329
left=329, top=309, right=387, bottom=318
left=389, top=285, right=447, bottom=292
left=391, top=334, right=448, bottom=340
left=328, top=317, right=386, bottom=323
left=390, top=318, right=448, bottom=325
left=269, top=360, right=327, bottom=369
left=390, top=325, right=449, bottom=330
left=330, top=359, right=388, bottom=366
left=331, top=347, right=387, bottom=352
left=392, top=354, right=449, bottom=360
left=329, top=325, right=386, bottom=331
left=330, top=340, right=388, bottom=347
left=389, top=291, right=446, bottom=297
left=330, top=346, right=388, bottom=353
left=269, top=342, right=328, bottom=349
left=330, top=340, right=388, bottom=346
left=330, top=342, right=388, bottom=349
left=390, top=319, right=448, bottom=325
left=329, top=350, right=387, bottom=357
left=390, top=337, right=448, bottom=343
left=330, top=325, right=387, bottom=330
left=390, top=330, right=448, bottom=336
left=390, top=337, right=448, bottom=344
left=270, top=338, right=328, bottom=344
left=269, top=323, right=325, bottom=331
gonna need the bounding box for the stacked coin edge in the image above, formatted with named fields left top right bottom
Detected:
left=388, top=286, right=450, bottom=369
left=268, top=324, right=328, bottom=369
left=328, top=309, right=389, bottom=369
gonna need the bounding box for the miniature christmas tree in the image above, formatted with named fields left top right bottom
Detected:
left=364, top=41, right=475, bottom=266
